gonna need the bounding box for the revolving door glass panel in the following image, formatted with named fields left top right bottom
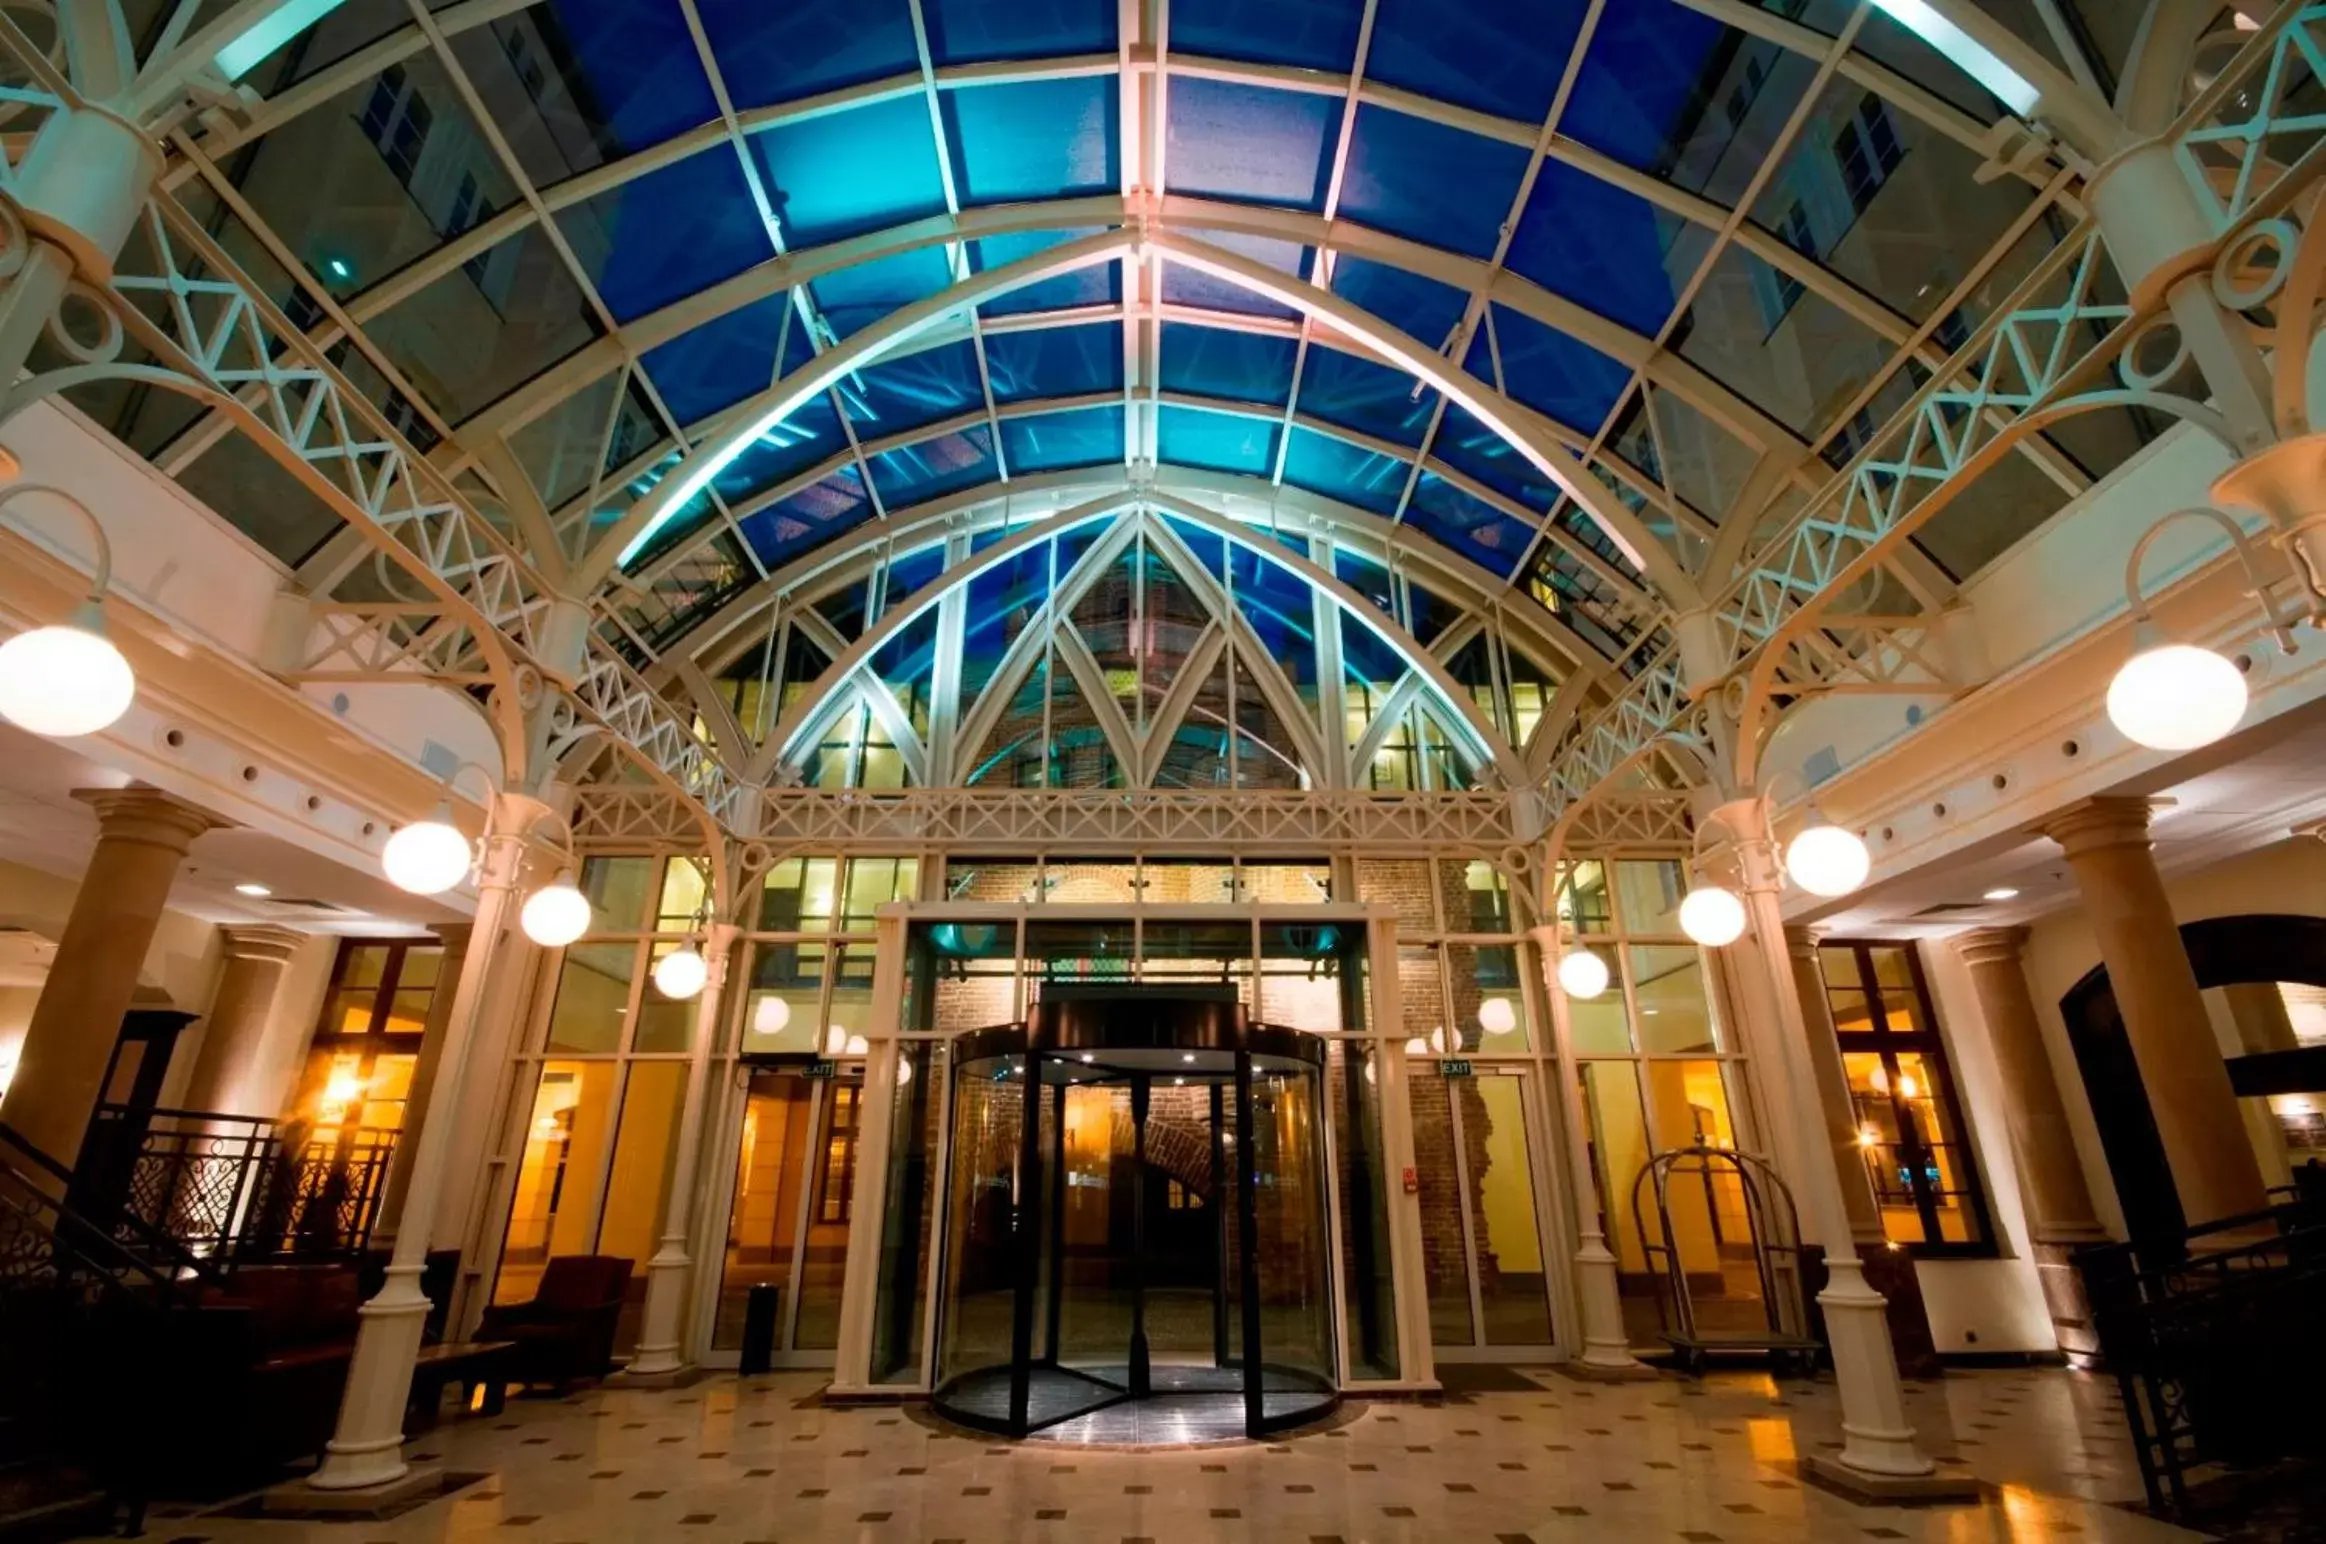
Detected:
left=932, top=991, right=1337, bottom=1439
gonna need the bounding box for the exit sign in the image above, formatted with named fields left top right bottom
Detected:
left=802, top=1060, right=839, bottom=1079
left=1438, top=1059, right=1474, bottom=1077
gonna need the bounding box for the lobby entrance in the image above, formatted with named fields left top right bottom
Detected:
left=931, top=988, right=1338, bottom=1441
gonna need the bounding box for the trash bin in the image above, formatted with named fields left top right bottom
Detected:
left=739, top=1283, right=782, bottom=1375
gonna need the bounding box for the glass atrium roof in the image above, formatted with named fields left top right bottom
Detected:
left=101, top=0, right=2147, bottom=690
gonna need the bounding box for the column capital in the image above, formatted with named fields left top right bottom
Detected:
left=220, top=924, right=305, bottom=965
left=72, top=783, right=226, bottom=852
left=1785, top=925, right=1824, bottom=962
left=1950, top=926, right=2030, bottom=970
left=2040, top=796, right=2157, bottom=861
left=427, top=921, right=476, bottom=951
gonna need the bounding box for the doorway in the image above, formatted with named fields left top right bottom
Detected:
left=710, top=1067, right=865, bottom=1362
left=1407, top=1061, right=1558, bottom=1354
left=931, top=989, right=1337, bottom=1440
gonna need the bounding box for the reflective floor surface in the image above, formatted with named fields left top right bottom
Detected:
left=156, top=1364, right=2209, bottom=1543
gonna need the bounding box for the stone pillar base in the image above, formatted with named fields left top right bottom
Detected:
left=264, top=1467, right=445, bottom=1516
left=2032, top=1241, right=2103, bottom=1365
left=1553, top=1358, right=1662, bottom=1384
left=1801, top=1453, right=1982, bottom=1504
left=614, top=1364, right=705, bottom=1390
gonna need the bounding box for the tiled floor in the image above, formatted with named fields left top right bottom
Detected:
left=160, top=1365, right=2208, bottom=1544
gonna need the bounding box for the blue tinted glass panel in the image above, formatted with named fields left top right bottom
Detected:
left=983, top=322, right=1124, bottom=401
left=971, top=227, right=1122, bottom=316
left=1481, top=306, right=1632, bottom=433
left=1433, top=403, right=1559, bottom=508
left=629, top=487, right=720, bottom=570
left=942, top=78, right=1119, bottom=204
left=1002, top=404, right=1126, bottom=472
left=1338, top=105, right=1529, bottom=260
left=1228, top=542, right=1320, bottom=685
left=1281, top=429, right=1405, bottom=515
left=921, top=0, right=1115, bottom=63
left=840, top=341, right=986, bottom=438
left=641, top=291, right=791, bottom=425
left=558, top=144, right=772, bottom=322
left=868, top=425, right=999, bottom=506
left=488, top=0, right=717, bottom=165
left=1159, top=323, right=1298, bottom=407
left=738, top=467, right=874, bottom=567
left=1297, top=344, right=1434, bottom=445
left=1171, top=0, right=1364, bottom=70
left=1409, top=469, right=1536, bottom=579
left=1506, top=157, right=1683, bottom=337
left=710, top=394, right=846, bottom=505
left=691, top=0, right=919, bottom=108
left=1331, top=256, right=1466, bottom=348
left=1165, top=77, right=1336, bottom=210
left=1159, top=230, right=1308, bottom=320
left=1158, top=404, right=1278, bottom=475
left=882, top=544, right=949, bottom=615
left=1339, top=607, right=1407, bottom=686
left=751, top=96, right=947, bottom=247
left=1164, top=516, right=1227, bottom=579
left=1564, top=0, right=1756, bottom=183
left=1334, top=547, right=1394, bottom=615
left=810, top=246, right=954, bottom=337
left=1366, top=0, right=1590, bottom=124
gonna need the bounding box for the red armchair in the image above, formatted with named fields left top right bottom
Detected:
left=476, top=1255, right=634, bottom=1389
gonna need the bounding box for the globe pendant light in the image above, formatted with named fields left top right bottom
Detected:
left=521, top=877, right=592, bottom=947
left=1785, top=819, right=1870, bottom=898
left=2107, top=637, right=2246, bottom=751
left=0, top=601, right=135, bottom=737
left=1478, top=996, right=1518, bottom=1036
left=653, top=943, right=709, bottom=1000
left=1677, top=884, right=1747, bottom=946
left=382, top=806, right=472, bottom=895
left=1557, top=948, right=1610, bottom=999
left=752, top=995, right=792, bottom=1038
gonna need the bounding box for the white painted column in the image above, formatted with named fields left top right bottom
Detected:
left=0, top=107, right=160, bottom=387
left=1364, top=910, right=1436, bottom=1390
left=1722, top=809, right=1939, bottom=1487
left=627, top=921, right=742, bottom=1380
left=830, top=907, right=910, bottom=1393
left=1529, top=923, right=1647, bottom=1376
left=309, top=799, right=537, bottom=1493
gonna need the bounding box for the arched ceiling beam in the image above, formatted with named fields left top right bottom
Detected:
left=653, top=466, right=1626, bottom=691
left=613, top=381, right=1658, bottom=613
left=757, top=492, right=1136, bottom=773
left=586, top=229, right=1135, bottom=579
left=1146, top=490, right=1526, bottom=786
left=1144, top=228, right=1693, bottom=600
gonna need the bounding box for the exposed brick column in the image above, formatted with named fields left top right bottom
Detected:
left=1950, top=926, right=2108, bottom=1359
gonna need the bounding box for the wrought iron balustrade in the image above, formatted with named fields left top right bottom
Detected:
left=75, top=1105, right=396, bottom=1266
left=2076, top=1192, right=2326, bottom=1515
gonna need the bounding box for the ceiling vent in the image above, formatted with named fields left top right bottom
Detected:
left=1911, top=901, right=1986, bottom=917
left=268, top=897, right=352, bottom=913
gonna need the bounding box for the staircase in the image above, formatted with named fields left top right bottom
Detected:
left=0, top=1124, right=222, bottom=1539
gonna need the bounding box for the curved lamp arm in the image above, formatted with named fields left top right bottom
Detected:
left=2125, top=506, right=2301, bottom=654
left=0, top=482, right=115, bottom=610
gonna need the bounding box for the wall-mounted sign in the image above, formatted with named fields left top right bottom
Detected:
left=1439, top=1059, right=1474, bottom=1077
left=803, top=1060, right=839, bottom=1079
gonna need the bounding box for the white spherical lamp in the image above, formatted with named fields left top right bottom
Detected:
left=0, top=606, right=133, bottom=737
left=2107, top=641, right=2246, bottom=751
left=1785, top=821, right=1871, bottom=898
left=824, top=1024, right=849, bottom=1057
left=844, top=1033, right=869, bottom=1056
left=653, top=944, right=708, bottom=1000
left=381, top=812, right=471, bottom=895
left=520, top=879, right=591, bottom=947
left=1678, top=885, right=1747, bottom=947
left=1557, top=949, right=1610, bottom=999
left=752, top=995, right=792, bottom=1037
left=1479, top=997, right=1518, bottom=1036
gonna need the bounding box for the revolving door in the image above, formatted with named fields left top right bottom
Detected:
left=932, top=988, right=1338, bottom=1440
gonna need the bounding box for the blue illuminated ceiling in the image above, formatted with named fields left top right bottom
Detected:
left=201, top=0, right=2058, bottom=668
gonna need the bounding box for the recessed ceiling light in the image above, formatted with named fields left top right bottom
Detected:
left=1982, top=887, right=2019, bottom=901
left=235, top=882, right=272, bottom=898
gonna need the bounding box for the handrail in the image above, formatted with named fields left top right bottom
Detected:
left=0, top=1120, right=229, bottom=1292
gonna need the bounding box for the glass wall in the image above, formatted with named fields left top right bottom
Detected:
left=1555, top=858, right=1755, bottom=1350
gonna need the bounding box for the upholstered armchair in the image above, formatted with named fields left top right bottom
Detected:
left=475, top=1255, right=634, bottom=1389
